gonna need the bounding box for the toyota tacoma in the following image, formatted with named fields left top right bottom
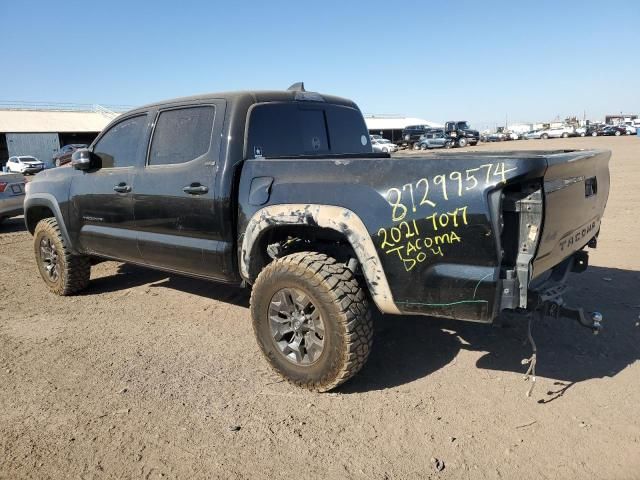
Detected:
left=24, top=84, right=610, bottom=391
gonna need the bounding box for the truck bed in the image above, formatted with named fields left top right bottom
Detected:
left=238, top=149, right=610, bottom=323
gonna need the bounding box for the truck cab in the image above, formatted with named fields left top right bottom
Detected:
left=444, top=121, right=480, bottom=147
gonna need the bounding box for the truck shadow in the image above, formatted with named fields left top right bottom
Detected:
left=0, top=216, right=27, bottom=233
left=341, top=265, right=640, bottom=399
left=83, top=262, right=639, bottom=401
left=84, top=263, right=250, bottom=308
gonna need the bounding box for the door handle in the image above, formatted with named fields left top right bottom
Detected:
left=113, top=183, right=131, bottom=193
left=183, top=183, right=209, bottom=195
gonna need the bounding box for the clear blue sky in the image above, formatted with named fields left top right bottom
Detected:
left=2, top=0, right=638, bottom=129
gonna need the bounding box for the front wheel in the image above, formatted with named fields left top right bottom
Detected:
left=541, top=133, right=549, bottom=139
left=591, top=131, right=598, bottom=136
left=34, top=218, right=91, bottom=295
left=457, top=137, right=468, bottom=147
left=250, top=252, right=373, bottom=392
left=562, top=132, right=569, bottom=138
left=615, top=130, right=621, bottom=136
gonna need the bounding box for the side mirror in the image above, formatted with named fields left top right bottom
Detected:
left=71, top=149, right=95, bottom=170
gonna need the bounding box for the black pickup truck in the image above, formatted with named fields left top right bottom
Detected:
left=24, top=85, right=610, bottom=391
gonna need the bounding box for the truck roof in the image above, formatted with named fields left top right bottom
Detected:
left=127, top=90, right=359, bottom=115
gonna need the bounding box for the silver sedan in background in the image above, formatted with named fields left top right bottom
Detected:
left=0, top=172, right=25, bottom=224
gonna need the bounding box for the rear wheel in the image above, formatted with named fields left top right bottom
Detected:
left=250, top=252, right=373, bottom=392
left=562, top=132, right=569, bottom=138
left=34, top=218, right=91, bottom=295
left=412, top=142, right=420, bottom=150
left=615, top=130, right=621, bottom=136
left=591, top=131, right=598, bottom=136
left=541, top=133, right=549, bottom=139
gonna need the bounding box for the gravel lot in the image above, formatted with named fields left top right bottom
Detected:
left=1, top=136, right=639, bottom=479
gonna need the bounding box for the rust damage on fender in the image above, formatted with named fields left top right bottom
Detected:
left=241, top=204, right=401, bottom=315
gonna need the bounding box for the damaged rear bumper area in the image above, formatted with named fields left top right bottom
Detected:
left=498, top=149, right=610, bottom=328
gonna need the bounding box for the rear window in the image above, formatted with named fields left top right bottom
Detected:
left=246, top=102, right=371, bottom=158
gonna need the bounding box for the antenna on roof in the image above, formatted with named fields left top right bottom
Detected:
left=287, top=82, right=305, bottom=92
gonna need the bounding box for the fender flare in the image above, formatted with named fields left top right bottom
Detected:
left=24, top=193, right=76, bottom=254
left=240, top=204, right=400, bottom=315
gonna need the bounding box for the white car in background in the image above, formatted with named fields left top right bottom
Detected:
left=6, top=156, right=45, bottom=174
left=526, top=126, right=574, bottom=139
left=621, top=124, right=637, bottom=135
left=371, top=138, right=397, bottom=153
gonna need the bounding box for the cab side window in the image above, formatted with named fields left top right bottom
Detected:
left=93, top=114, right=147, bottom=168
left=148, top=106, right=215, bottom=166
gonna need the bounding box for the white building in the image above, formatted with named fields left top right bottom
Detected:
left=0, top=102, right=126, bottom=168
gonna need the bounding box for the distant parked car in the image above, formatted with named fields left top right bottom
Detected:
left=486, top=131, right=507, bottom=142
left=525, top=126, right=574, bottom=139
left=621, top=124, right=637, bottom=135
left=600, top=125, right=627, bottom=136
left=524, top=130, right=545, bottom=139
left=53, top=144, right=88, bottom=167
left=6, top=156, right=45, bottom=174
left=506, top=131, right=521, bottom=140
left=416, top=130, right=453, bottom=149
left=371, top=139, right=397, bottom=153
left=584, top=125, right=606, bottom=136
left=0, top=172, right=25, bottom=224
left=401, top=125, right=434, bottom=148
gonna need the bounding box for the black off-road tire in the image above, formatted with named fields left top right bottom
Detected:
left=250, top=252, right=373, bottom=392
left=34, top=217, right=91, bottom=295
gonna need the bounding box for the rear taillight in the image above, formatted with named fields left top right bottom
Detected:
left=0, top=182, right=7, bottom=193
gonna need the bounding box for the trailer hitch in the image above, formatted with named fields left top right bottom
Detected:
left=543, top=301, right=603, bottom=334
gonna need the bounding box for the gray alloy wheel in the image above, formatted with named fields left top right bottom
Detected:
left=268, top=288, right=325, bottom=365
left=39, top=236, right=60, bottom=282
left=541, top=133, right=549, bottom=139
left=615, top=130, right=621, bottom=136
left=592, top=131, right=597, bottom=136
left=458, top=137, right=468, bottom=147
left=34, top=217, right=91, bottom=295
left=250, top=251, right=373, bottom=392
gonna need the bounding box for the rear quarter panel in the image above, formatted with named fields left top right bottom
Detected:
left=239, top=154, right=547, bottom=322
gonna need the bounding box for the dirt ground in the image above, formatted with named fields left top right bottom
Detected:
left=1, top=136, right=639, bottom=479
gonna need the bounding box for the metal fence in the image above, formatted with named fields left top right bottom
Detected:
left=0, top=101, right=133, bottom=113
